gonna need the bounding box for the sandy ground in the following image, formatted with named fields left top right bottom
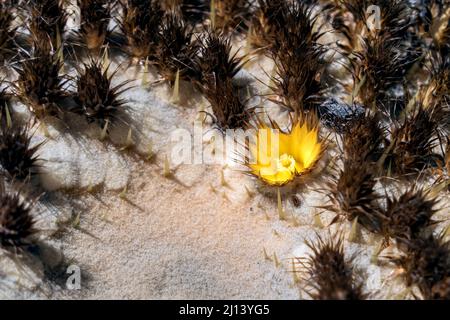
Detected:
left=56, top=163, right=300, bottom=299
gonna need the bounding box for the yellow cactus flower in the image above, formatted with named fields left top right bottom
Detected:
left=247, top=117, right=323, bottom=186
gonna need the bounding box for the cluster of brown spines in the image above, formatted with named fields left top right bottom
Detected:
left=393, top=235, right=450, bottom=300
left=334, top=0, right=413, bottom=111
left=120, top=0, right=164, bottom=61
left=29, top=0, right=67, bottom=48
left=412, top=2, right=449, bottom=111
left=0, top=2, right=17, bottom=64
left=253, top=1, right=326, bottom=115
left=13, top=40, right=68, bottom=119
left=251, top=0, right=287, bottom=49
left=323, top=113, right=386, bottom=233
left=154, top=12, right=198, bottom=83
left=0, top=76, right=43, bottom=187
left=299, top=235, right=367, bottom=300
left=352, top=36, right=411, bottom=112
left=74, top=60, right=130, bottom=129
left=343, top=114, right=385, bottom=164
left=1, top=1, right=70, bottom=121
left=77, top=0, right=112, bottom=52
left=0, top=87, right=11, bottom=126
left=0, top=124, right=42, bottom=181
left=164, top=0, right=253, bottom=33
left=386, top=106, right=441, bottom=175
left=324, top=159, right=384, bottom=233
left=194, top=30, right=250, bottom=129
left=213, top=0, right=253, bottom=33
left=412, top=0, right=448, bottom=53
left=426, top=57, right=449, bottom=110
left=179, top=0, right=209, bottom=24
left=380, top=90, right=447, bottom=176
left=0, top=183, right=36, bottom=250
left=383, top=188, right=438, bottom=242
left=160, top=0, right=209, bottom=24
left=416, top=2, right=450, bottom=176
left=436, top=17, right=449, bottom=58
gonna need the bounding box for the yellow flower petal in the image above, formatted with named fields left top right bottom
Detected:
left=247, top=117, right=323, bottom=185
